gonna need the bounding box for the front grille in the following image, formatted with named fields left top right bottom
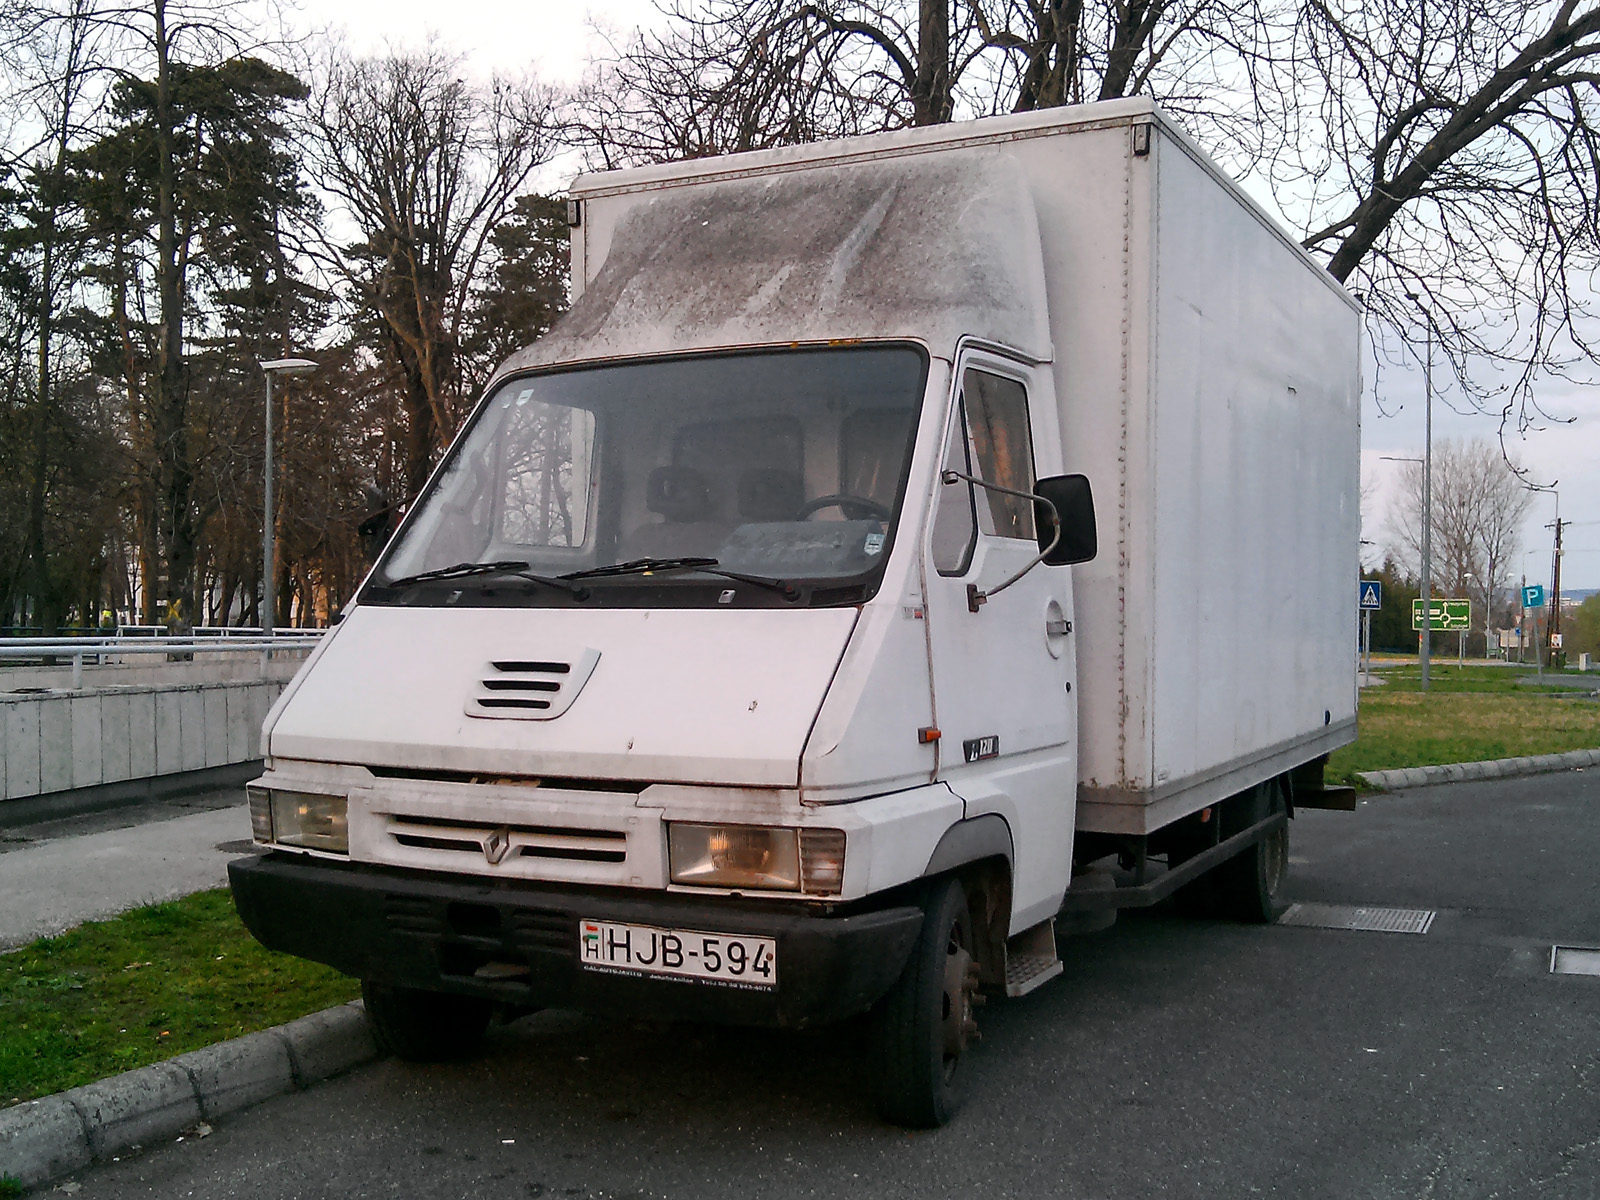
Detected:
left=393, top=833, right=481, bottom=853
left=519, top=843, right=626, bottom=864
left=465, top=650, right=600, bottom=721
left=387, top=815, right=629, bottom=865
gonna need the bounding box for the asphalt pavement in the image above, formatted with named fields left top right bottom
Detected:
left=38, top=770, right=1600, bottom=1198
left=0, top=789, right=250, bottom=949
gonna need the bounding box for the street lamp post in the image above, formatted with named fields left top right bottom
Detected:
left=260, top=358, right=318, bottom=638
left=1381, top=451, right=1429, bottom=689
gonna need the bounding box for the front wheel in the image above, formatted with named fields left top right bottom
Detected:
left=871, top=877, right=980, bottom=1128
left=361, top=980, right=492, bottom=1062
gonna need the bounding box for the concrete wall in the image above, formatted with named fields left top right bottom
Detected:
left=0, top=678, right=287, bottom=804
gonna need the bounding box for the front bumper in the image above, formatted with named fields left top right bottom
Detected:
left=229, top=853, right=923, bottom=1029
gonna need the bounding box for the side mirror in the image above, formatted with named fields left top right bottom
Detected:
left=1034, top=474, right=1097, bottom=565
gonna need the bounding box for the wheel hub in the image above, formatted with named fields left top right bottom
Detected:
left=941, top=942, right=979, bottom=1061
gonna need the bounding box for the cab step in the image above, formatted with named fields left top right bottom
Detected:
left=1003, top=919, right=1064, bottom=997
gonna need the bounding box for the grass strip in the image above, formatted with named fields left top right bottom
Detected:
left=0, top=888, right=358, bottom=1108
left=1328, top=689, right=1600, bottom=786
left=1367, top=662, right=1597, bottom=694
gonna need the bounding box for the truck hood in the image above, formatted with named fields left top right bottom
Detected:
left=266, top=604, right=857, bottom=787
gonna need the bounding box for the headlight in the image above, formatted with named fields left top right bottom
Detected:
left=668, top=824, right=845, bottom=894
left=670, top=824, right=800, bottom=890
left=260, top=789, right=348, bottom=854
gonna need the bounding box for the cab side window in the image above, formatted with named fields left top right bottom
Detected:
left=964, top=368, right=1036, bottom=540
left=932, top=399, right=978, bottom=576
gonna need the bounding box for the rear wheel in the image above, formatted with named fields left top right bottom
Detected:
left=1211, top=778, right=1289, bottom=923
left=361, top=980, right=492, bottom=1062
left=872, top=877, right=980, bottom=1128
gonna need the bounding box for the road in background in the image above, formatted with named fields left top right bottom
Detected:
left=0, top=789, right=250, bottom=949
left=49, top=771, right=1600, bottom=1198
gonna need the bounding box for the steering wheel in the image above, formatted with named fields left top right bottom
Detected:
left=796, top=493, right=892, bottom=522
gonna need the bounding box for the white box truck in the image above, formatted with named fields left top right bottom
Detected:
left=231, top=97, right=1360, bottom=1127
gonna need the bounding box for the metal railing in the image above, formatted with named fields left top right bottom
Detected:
left=0, top=631, right=324, bottom=689
left=0, top=625, right=324, bottom=641
left=111, top=625, right=320, bottom=639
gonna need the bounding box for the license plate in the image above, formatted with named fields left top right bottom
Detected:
left=579, top=919, right=777, bottom=990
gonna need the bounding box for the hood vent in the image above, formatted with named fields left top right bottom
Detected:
left=466, top=649, right=601, bottom=721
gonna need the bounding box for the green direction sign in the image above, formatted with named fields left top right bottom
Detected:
left=1412, top=598, right=1472, bottom=631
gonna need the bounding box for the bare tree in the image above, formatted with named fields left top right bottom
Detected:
left=307, top=45, right=559, bottom=501
left=1386, top=437, right=1534, bottom=650
left=1268, top=0, right=1600, bottom=442
left=576, top=0, right=1267, bottom=166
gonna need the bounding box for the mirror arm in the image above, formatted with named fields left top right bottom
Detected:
left=940, top=469, right=1061, bottom=612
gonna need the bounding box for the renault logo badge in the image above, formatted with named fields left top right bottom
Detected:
left=483, top=827, right=511, bottom=865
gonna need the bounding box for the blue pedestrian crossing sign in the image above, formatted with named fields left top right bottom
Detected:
left=1523, top=583, right=1546, bottom=609
left=1359, top=581, right=1383, bottom=610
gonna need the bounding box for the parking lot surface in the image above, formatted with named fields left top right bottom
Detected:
left=54, top=770, right=1600, bottom=1199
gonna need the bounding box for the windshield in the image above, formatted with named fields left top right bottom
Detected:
left=365, top=345, right=929, bottom=608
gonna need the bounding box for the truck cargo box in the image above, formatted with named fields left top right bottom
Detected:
left=1020, top=108, right=1363, bottom=833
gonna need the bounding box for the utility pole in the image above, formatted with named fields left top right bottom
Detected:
left=1548, top=513, right=1568, bottom=651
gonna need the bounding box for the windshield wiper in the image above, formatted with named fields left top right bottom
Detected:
left=379, top=559, right=530, bottom=589
left=562, top=557, right=799, bottom=600
left=378, top=559, right=589, bottom=598
left=562, top=556, right=715, bottom=580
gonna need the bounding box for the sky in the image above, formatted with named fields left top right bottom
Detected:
left=292, top=0, right=1600, bottom=592
left=294, top=0, right=662, bottom=87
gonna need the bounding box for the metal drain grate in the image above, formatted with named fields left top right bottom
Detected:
left=1277, top=902, right=1435, bottom=935
left=1550, top=946, right=1600, bottom=976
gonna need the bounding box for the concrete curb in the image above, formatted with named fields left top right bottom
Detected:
left=1359, top=747, right=1600, bottom=791
left=0, top=1000, right=376, bottom=1189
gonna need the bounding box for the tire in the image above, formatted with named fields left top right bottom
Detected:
left=1211, top=778, right=1289, bottom=923
left=872, top=877, right=980, bottom=1128
left=361, top=980, right=493, bottom=1062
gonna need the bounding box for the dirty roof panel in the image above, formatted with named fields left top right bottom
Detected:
left=499, top=150, right=1051, bottom=373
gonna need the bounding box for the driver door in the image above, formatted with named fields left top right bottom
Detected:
left=922, top=349, right=1077, bottom=930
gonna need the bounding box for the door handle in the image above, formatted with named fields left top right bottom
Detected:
left=1045, top=617, right=1072, bottom=637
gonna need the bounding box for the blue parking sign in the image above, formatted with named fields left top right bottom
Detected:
left=1523, top=583, right=1546, bottom=608
left=1359, top=581, right=1382, bottom=610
